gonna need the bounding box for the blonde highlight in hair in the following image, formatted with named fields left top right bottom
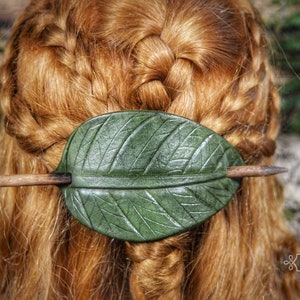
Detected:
left=0, top=0, right=299, bottom=299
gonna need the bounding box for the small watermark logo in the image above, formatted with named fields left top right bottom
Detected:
left=283, top=254, right=300, bottom=272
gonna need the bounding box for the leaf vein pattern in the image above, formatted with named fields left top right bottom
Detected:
left=126, top=198, right=157, bottom=236
left=164, top=126, right=198, bottom=170
left=144, top=191, right=183, bottom=227
left=183, top=133, right=215, bottom=173
left=166, top=189, right=198, bottom=222
left=201, top=183, right=228, bottom=207
left=107, top=115, right=157, bottom=173
left=92, top=193, right=140, bottom=236
left=128, top=118, right=170, bottom=171
left=92, top=114, right=131, bottom=172
left=184, top=187, right=215, bottom=211
left=75, top=190, right=94, bottom=228
left=200, top=143, right=224, bottom=170
left=126, top=194, right=179, bottom=229
left=108, top=192, right=144, bottom=239
left=143, top=122, right=185, bottom=174
left=91, top=193, right=119, bottom=232
left=79, top=120, right=108, bottom=171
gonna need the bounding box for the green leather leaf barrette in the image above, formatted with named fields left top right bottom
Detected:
left=0, top=111, right=287, bottom=242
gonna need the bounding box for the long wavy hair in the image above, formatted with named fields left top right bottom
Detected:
left=0, top=0, right=299, bottom=299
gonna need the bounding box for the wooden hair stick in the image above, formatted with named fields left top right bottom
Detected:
left=0, top=166, right=287, bottom=187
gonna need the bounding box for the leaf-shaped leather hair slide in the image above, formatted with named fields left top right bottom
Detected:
left=0, top=111, right=286, bottom=242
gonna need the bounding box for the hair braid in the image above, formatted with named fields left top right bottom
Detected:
left=120, top=17, right=192, bottom=300
left=126, top=234, right=192, bottom=300
left=132, top=36, right=172, bottom=109
left=197, top=9, right=279, bottom=164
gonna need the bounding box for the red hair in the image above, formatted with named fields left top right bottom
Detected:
left=0, top=0, right=299, bottom=298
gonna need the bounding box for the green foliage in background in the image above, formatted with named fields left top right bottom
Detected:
left=267, top=0, right=300, bottom=134
left=0, top=33, right=4, bottom=54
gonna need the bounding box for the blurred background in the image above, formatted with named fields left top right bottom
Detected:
left=0, top=0, right=300, bottom=240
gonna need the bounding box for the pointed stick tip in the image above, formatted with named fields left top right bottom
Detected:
left=261, top=166, right=288, bottom=176
left=227, top=165, right=288, bottom=178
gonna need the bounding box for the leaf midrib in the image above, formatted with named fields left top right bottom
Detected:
left=68, top=170, right=227, bottom=190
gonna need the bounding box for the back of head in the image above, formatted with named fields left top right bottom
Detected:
left=0, top=0, right=299, bottom=299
